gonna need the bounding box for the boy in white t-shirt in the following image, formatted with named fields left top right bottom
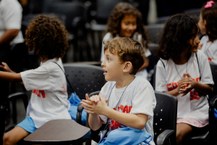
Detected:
left=82, top=37, right=156, bottom=145
left=0, top=15, right=71, bottom=145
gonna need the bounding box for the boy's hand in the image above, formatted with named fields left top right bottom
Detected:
left=81, top=94, right=96, bottom=114
left=81, top=94, right=108, bottom=115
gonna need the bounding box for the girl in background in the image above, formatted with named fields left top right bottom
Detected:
left=198, top=0, right=217, bottom=64
left=155, top=14, right=213, bottom=145
left=100, top=2, right=156, bottom=79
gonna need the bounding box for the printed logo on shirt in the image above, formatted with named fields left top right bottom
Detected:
left=208, top=57, right=212, bottom=62
left=109, top=105, right=132, bottom=130
left=32, top=89, right=46, bottom=98
left=166, top=77, right=200, bottom=100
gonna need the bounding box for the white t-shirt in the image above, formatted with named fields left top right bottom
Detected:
left=21, top=58, right=71, bottom=128
left=155, top=50, right=213, bottom=127
left=0, top=0, right=24, bottom=44
left=99, top=76, right=156, bottom=137
left=200, top=35, right=217, bottom=64
left=101, top=32, right=151, bottom=79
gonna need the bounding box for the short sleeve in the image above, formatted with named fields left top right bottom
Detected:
left=20, top=66, right=50, bottom=91
left=155, top=59, right=168, bottom=92
left=2, top=0, right=22, bottom=29
left=131, top=81, right=156, bottom=118
left=197, top=50, right=214, bottom=85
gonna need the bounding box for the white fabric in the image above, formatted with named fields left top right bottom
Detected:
left=200, top=35, right=217, bottom=64
left=0, top=0, right=24, bottom=44
left=101, top=32, right=150, bottom=79
left=155, top=50, right=214, bottom=127
left=21, top=58, right=71, bottom=128
left=99, top=76, right=156, bottom=137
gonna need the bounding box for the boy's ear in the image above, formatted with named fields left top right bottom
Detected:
left=123, top=61, right=133, bottom=73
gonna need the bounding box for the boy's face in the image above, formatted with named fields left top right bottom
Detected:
left=101, top=49, right=124, bottom=81
left=198, top=14, right=206, bottom=35
left=120, top=14, right=137, bottom=37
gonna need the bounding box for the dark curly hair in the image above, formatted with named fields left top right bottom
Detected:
left=200, top=1, right=217, bottom=42
left=104, top=37, right=145, bottom=75
left=25, top=15, right=69, bottom=59
left=106, top=2, right=148, bottom=47
left=158, top=14, right=198, bottom=60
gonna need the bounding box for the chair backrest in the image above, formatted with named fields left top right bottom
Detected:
left=64, top=63, right=106, bottom=99
left=44, top=1, right=86, bottom=33
left=210, top=62, right=217, bottom=97
left=154, top=91, right=177, bottom=144
left=94, top=0, right=122, bottom=24
left=145, top=24, right=165, bottom=44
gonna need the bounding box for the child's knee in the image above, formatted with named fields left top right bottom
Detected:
left=176, top=130, right=184, bottom=144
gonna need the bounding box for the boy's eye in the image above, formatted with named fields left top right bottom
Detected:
left=107, top=57, right=111, bottom=62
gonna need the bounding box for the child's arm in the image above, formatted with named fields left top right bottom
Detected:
left=0, top=71, right=21, bottom=81
left=179, top=73, right=213, bottom=96
left=84, top=95, right=148, bottom=130
left=0, top=62, right=21, bottom=81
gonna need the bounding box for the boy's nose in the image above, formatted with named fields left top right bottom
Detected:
left=101, top=61, right=105, bottom=67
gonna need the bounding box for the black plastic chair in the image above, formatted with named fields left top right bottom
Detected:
left=154, top=91, right=177, bottom=145
left=5, top=90, right=29, bottom=132
left=145, top=24, right=165, bottom=44
left=43, top=1, right=88, bottom=61
left=90, top=0, right=122, bottom=25
left=63, top=63, right=106, bottom=99
left=210, top=62, right=217, bottom=98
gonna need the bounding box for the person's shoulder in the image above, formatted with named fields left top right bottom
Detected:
left=134, top=76, right=153, bottom=89
left=196, top=49, right=207, bottom=58
left=103, top=32, right=113, bottom=42
left=3, top=0, right=20, bottom=5
left=132, top=32, right=142, bottom=41
left=200, top=35, right=208, bottom=42
left=194, top=50, right=209, bottom=64
left=157, top=58, right=168, bottom=68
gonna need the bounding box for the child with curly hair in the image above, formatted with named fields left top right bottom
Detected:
left=100, top=2, right=156, bottom=79
left=0, top=15, right=71, bottom=145
left=198, top=0, right=217, bottom=64
left=155, top=14, right=213, bottom=145
left=82, top=37, right=156, bottom=145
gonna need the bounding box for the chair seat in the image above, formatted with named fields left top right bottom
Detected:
left=24, top=119, right=90, bottom=144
